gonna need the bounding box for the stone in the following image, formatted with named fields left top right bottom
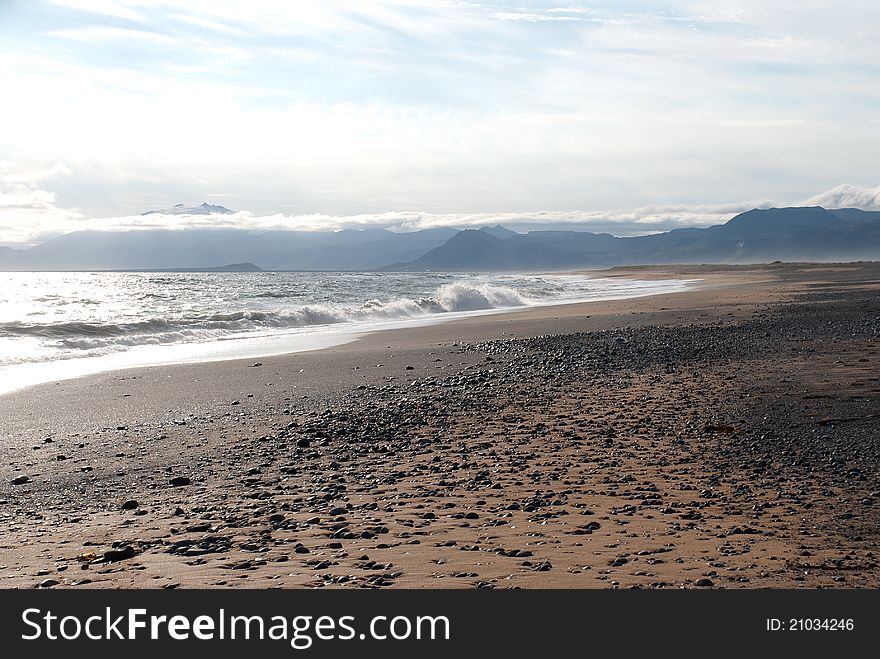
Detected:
left=104, top=545, right=137, bottom=562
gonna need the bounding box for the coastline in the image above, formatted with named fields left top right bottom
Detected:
left=0, top=267, right=736, bottom=441
left=0, top=271, right=697, bottom=397
left=1, top=263, right=878, bottom=589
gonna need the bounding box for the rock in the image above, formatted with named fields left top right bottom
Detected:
left=169, top=476, right=191, bottom=487
left=11, top=475, right=31, bottom=485
left=296, top=438, right=310, bottom=448
left=38, top=579, right=60, bottom=588
left=121, top=500, right=139, bottom=510
left=167, top=536, right=232, bottom=557
left=104, top=545, right=137, bottom=562
left=695, top=578, right=714, bottom=587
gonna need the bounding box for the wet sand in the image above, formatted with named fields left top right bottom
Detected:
left=1, top=263, right=878, bottom=589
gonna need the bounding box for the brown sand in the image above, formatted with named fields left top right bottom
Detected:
left=1, top=263, right=878, bottom=589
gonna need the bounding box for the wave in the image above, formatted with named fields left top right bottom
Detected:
left=0, top=282, right=539, bottom=361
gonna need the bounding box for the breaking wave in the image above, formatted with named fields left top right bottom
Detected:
left=0, top=282, right=534, bottom=362
left=0, top=272, right=696, bottom=369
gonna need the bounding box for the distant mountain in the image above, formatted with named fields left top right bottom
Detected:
left=142, top=202, right=235, bottom=215
left=0, top=245, right=30, bottom=269
left=173, top=262, right=263, bottom=273
left=0, top=227, right=459, bottom=271
left=478, top=225, right=518, bottom=239
left=390, top=206, right=880, bottom=271
left=262, top=227, right=459, bottom=270
left=720, top=206, right=842, bottom=238
left=400, top=229, right=583, bottom=270
left=829, top=208, right=880, bottom=224
left=2, top=206, right=878, bottom=272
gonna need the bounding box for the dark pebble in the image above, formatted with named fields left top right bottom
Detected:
left=104, top=545, right=136, bottom=562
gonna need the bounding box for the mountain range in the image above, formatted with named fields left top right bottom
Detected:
left=2, top=206, right=879, bottom=271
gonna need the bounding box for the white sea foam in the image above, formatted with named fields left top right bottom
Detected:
left=0, top=272, right=698, bottom=391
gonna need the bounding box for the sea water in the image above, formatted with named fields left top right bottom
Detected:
left=0, top=271, right=696, bottom=394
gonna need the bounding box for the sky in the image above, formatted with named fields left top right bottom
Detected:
left=1, top=0, right=879, bottom=245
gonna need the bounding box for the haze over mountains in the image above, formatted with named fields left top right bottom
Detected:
left=2, top=206, right=879, bottom=272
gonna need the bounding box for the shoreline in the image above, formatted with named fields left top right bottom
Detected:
left=1, top=262, right=878, bottom=589
left=0, top=271, right=698, bottom=397
left=0, top=268, right=740, bottom=441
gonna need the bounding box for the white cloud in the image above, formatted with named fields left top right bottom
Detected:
left=8, top=170, right=876, bottom=245
left=0, top=163, right=780, bottom=244
left=0, top=163, right=82, bottom=245
left=805, top=183, right=880, bottom=210
left=490, top=12, right=581, bottom=22
left=43, top=0, right=146, bottom=22
left=47, top=26, right=176, bottom=45
left=3, top=1, right=879, bottom=233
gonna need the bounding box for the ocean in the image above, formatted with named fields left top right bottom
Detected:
left=0, top=271, right=695, bottom=394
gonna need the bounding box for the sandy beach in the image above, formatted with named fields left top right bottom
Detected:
left=1, top=263, right=878, bottom=589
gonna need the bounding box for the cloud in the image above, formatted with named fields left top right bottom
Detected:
left=490, top=12, right=582, bottom=23
left=43, top=0, right=146, bottom=22
left=805, top=183, right=880, bottom=210
left=4, top=168, right=873, bottom=246
left=2, top=196, right=780, bottom=245
left=4, top=2, right=880, bottom=235
left=48, top=26, right=176, bottom=45
left=0, top=162, right=82, bottom=245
